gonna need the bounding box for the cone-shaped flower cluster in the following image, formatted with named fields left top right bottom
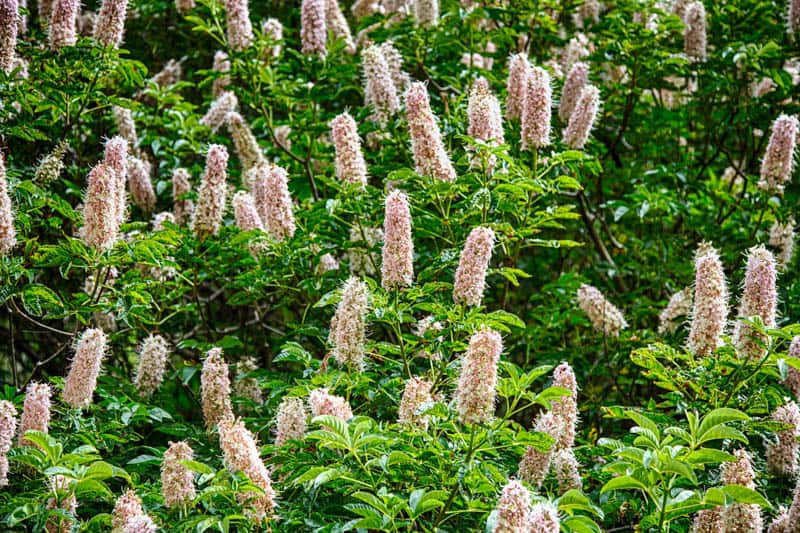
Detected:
left=453, top=226, right=495, bottom=307
left=380, top=41, right=410, bottom=92
left=529, top=503, right=560, bottom=532
left=490, top=480, right=531, bottom=533
left=262, top=18, right=282, bottom=58
left=252, top=163, right=295, bottom=241
left=301, top=0, right=327, bottom=58
left=48, top=0, right=77, bottom=49
left=467, top=78, right=504, bottom=172
left=785, top=336, right=800, bottom=399
left=767, top=401, right=800, bottom=477
left=382, top=190, right=414, bottom=289
left=275, top=397, right=307, bottom=447
left=758, top=114, right=798, bottom=195
left=309, top=388, right=353, bottom=420
left=102, top=136, right=128, bottom=224
left=563, top=84, right=599, bottom=150
left=82, top=163, right=120, bottom=250
left=658, top=287, right=693, bottom=334
left=0, top=0, right=19, bottom=74
left=362, top=45, right=400, bottom=126
left=211, top=51, right=230, bottom=98
left=552, top=448, right=582, bottom=492
left=577, top=284, right=628, bottom=337
left=134, top=334, right=169, bottom=397
left=233, top=358, right=263, bottom=405
left=149, top=59, right=182, bottom=88
left=93, top=0, right=128, bottom=48
left=732, top=245, right=777, bottom=361
left=227, top=111, right=265, bottom=176
left=34, top=140, right=68, bottom=184
left=161, top=441, right=196, bottom=509
left=218, top=418, right=276, bottom=522
left=397, top=377, right=433, bottom=429
left=683, top=2, right=707, bottom=62
left=506, top=54, right=529, bottom=121
left=552, top=362, right=579, bottom=449
left=200, top=91, right=238, bottom=132
left=18, top=382, right=51, bottom=447
left=691, top=508, right=723, bottom=533
left=0, top=153, right=16, bottom=255
left=172, top=168, right=193, bottom=225
left=325, top=0, right=355, bottom=54
left=200, top=347, right=233, bottom=429
left=518, top=412, right=560, bottom=488
left=769, top=218, right=795, bottom=269
left=721, top=449, right=762, bottom=531
left=0, top=401, right=17, bottom=487
left=455, top=327, right=502, bottom=424
left=111, top=489, right=143, bottom=532
left=113, top=106, right=138, bottom=148
left=223, top=0, right=252, bottom=50
left=331, top=112, right=368, bottom=186
left=329, top=276, right=370, bottom=370
left=192, top=144, right=229, bottom=239
left=122, top=515, right=156, bottom=533
left=559, top=62, right=589, bottom=122
left=232, top=191, right=264, bottom=233
left=521, top=66, right=552, bottom=150
left=406, top=82, right=457, bottom=182
left=128, top=156, right=156, bottom=213
left=414, top=0, right=438, bottom=27
left=63, top=328, right=106, bottom=409
left=688, top=242, right=729, bottom=357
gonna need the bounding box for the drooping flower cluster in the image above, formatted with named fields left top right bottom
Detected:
left=200, top=347, right=233, bottom=429
left=309, top=388, right=353, bottom=420
left=683, top=1, right=707, bottom=62
left=767, top=401, right=800, bottom=477
left=217, top=418, right=276, bottom=522
left=563, top=84, right=600, bottom=150
left=192, top=144, right=229, bottom=239
left=172, top=168, right=194, bottom=225
left=453, top=226, right=495, bottom=307
left=506, top=53, right=530, bottom=121
left=559, top=62, right=589, bottom=122
left=226, top=111, right=265, bottom=176
left=223, top=0, right=252, bottom=51
left=732, top=245, right=777, bottom=361
left=0, top=400, right=17, bottom=486
left=490, top=480, right=532, bottom=533
left=18, top=382, right=51, bottom=447
left=93, top=0, right=128, bottom=48
left=233, top=358, right=263, bottom=405
left=455, top=327, right=502, bottom=424
left=687, top=242, right=729, bottom=357
left=63, top=328, right=107, bottom=409
left=48, top=0, right=77, bottom=49
left=362, top=45, right=400, bottom=126
left=275, top=397, right=307, bottom=447
left=331, top=112, right=368, bottom=186
left=252, top=163, right=295, bottom=241
left=758, top=114, right=799, bottom=195
left=301, top=0, right=327, bottom=58
left=467, top=78, right=504, bottom=172
left=658, top=287, right=693, bottom=334
left=382, top=190, right=414, bottom=289
left=521, top=66, right=552, bottom=150
left=720, top=449, right=762, bottom=531
left=0, top=153, right=16, bottom=255
left=134, top=334, right=169, bottom=396
left=769, top=218, right=796, bottom=269
left=161, top=441, right=196, bottom=509
left=328, top=276, right=370, bottom=370
left=577, top=284, right=628, bottom=337
left=397, top=377, right=433, bottom=429
left=406, top=81, right=457, bottom=182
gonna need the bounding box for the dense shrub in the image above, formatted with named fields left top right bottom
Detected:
left=0, top=0, right=799, bottom=531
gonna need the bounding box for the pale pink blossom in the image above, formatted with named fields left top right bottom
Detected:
left=720, top=449, right=762, bottom=532
left=363, top=45, right=400, bottom=126
left=506, top=53, right=529, bottom=121
left=331, top=112, right=368, bottom=186
left=382, top=190, right=413, bottom=289
left=63, top=328, right=106, bottom=409
left=134, top=334, right=169, bottom=396
left=200, top=347, right=233, bottom=429
left=275, top=397, right=307, bottom=447
left=453, top=226, right=495, bottom=307
left=766, top=401, right=800, bottom=477
left=658, top=287, right=693, bottom=334
left=563, top=84, right=600, bottom=150
left=521, top=66, right=552, bottom=150
left=18, top=382, right=51, bottom=447
left=455, top=327, right=502, bottom=424
left=0, top=400, right=17, bottom=486
left=128, top=156, right=156, bottom=212
left=490, top=480, right=531, bottom=532
left=211, top=51, right=230, bottom=98
left=48, top=0, right=77, bottom=49
left=519, top=412, right=560, bottom=488
left=172, top=168, right=193, bottom=226
left=329, top=277, right=370, bottom=370
left=226, top=111, right=265, bottom=176
left=191, top=144, right=229, bottom=238
left=325, top=0, right=355, bottom=53
left=758, top=114, right=798, bottom=195
left=683, top=2, right=707, bottom=62
left=559, top=62, right=589, bottom=122
left=223, top=0, right=253, bottom=51
left=397, top=377, right=433, bottom=429
left=111, top=489, right=143, bottom=532
left=732, top=245, right=777, bottom=361
left=467, top=78, right=504, bottom=172
left=0, top=0, right=19, bottom=73
left=301, top=0, right=327, bottom=58
left=200, top=91, right=238, bottom=132
left=252, top=163, right=295, bottom=241
left=0, top=152, right=16, bottom=255
left=577, top=284, right=627, bottom=336
left=93, top=0, right=128, bottom=47
left=309, top=388, right=353, bottom=420
left=687, top=242, right=729, bottom=357
left=161, top=441, right=196, bottom=509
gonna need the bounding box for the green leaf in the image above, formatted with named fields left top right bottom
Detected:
left=601, top=475, right=649, bottom=494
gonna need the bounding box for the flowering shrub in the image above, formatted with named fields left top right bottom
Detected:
left=0, top=0, right=799, bottom=531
